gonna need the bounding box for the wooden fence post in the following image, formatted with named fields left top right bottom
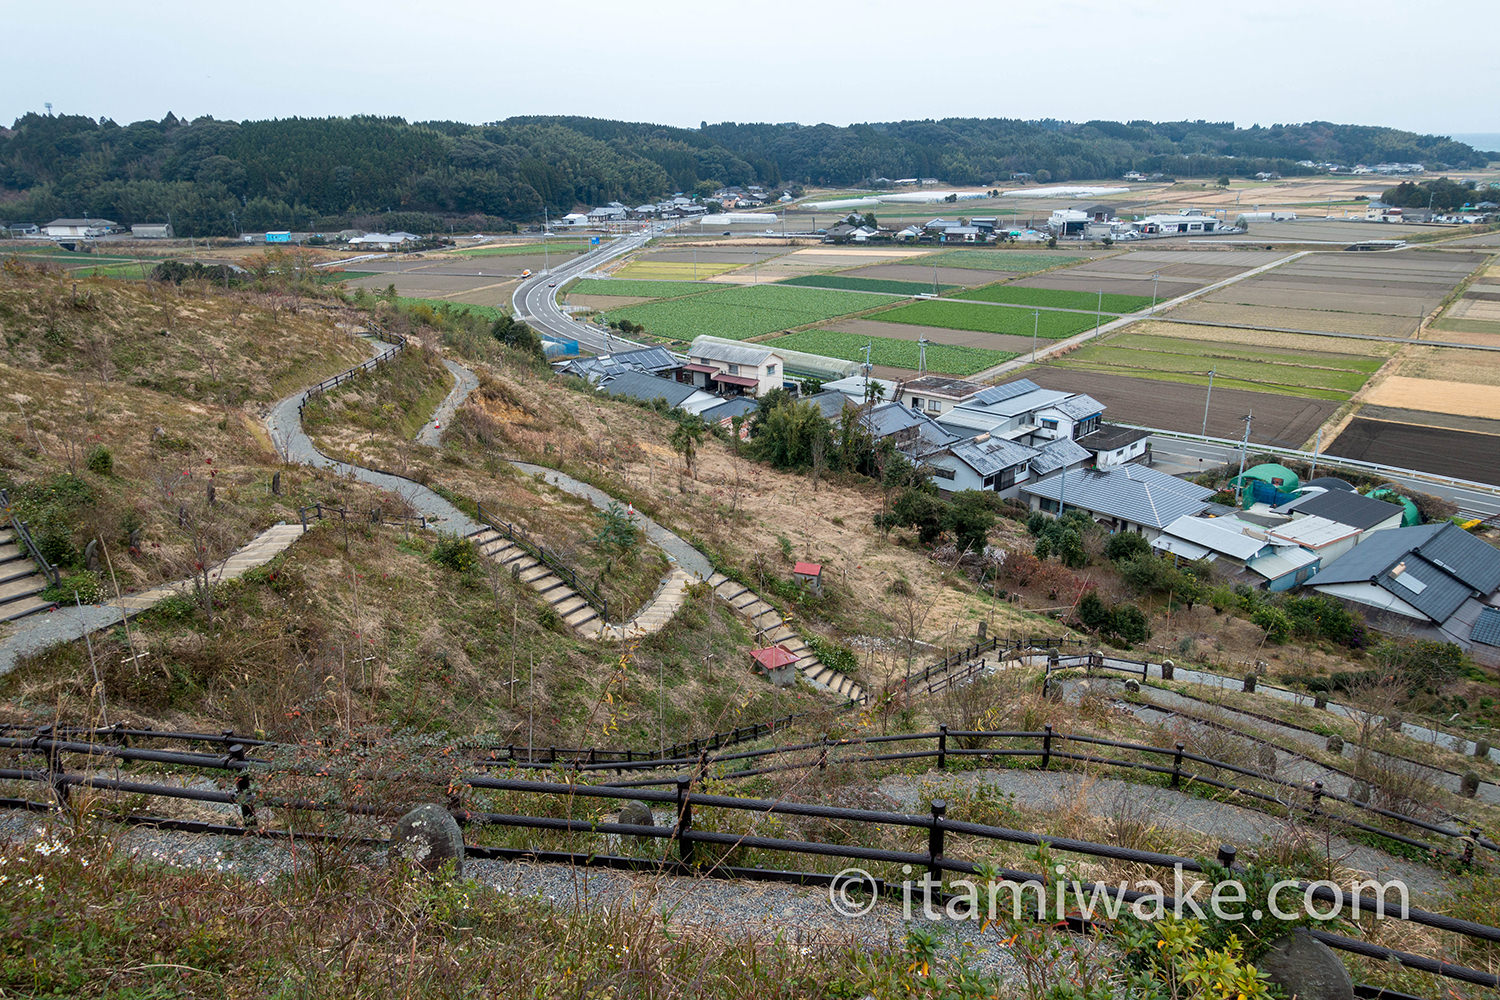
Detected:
left=928, top=799, right=946, bottom=893
left=1171, top=743, right=1185, bottom=789
left=938, top=725, right=948, bottom=770
left=1041, top=725, right=1053, bottom=770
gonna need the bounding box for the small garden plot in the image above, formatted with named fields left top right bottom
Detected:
left=767, top=329, right=1013, bottom=376
left=953, top=285, right=1152, bottom=313
left=873, top=300, right=1100, bottom=339
left=927, top=250, right=1087, bottom=273
left=1050, top=334, right=1379, bottom=401
left=777, top=274, right=954, bottom=295
left=566, top=279, right=718, bottom=300
left=604, top=284, right=879, bottom=342
left=611, top=260, right=740, bottom=281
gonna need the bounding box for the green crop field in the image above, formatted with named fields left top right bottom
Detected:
left=605, top=284, right=879, bottom=342
left=452, top=243, right=587, bottom=258
left=768, top=329, right=1013, bottom=376
left=1050, top=334, right=1381, bottom=400
left=777, top=274, right=954, bottom=296
left=873, top=300, right=1100, bottom=339
left=566, top=279, right=717, bottom=299
left=926, top=250, right=1087, bottom=273
left=953, top=285, right=1152, bottom=313
left=315, top=270, right=379, bottom=284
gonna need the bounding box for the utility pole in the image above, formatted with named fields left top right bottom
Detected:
left=917, top=337, right=928, bottom=374
left=1095, top=288, right=1103, bottom=337
left=543, top=207, right=549, bottom=274
left=1309, top=427, right=1323, bottom=479
left=1151, top=273, right=1161, bottom=314
left=1031, top=309, right=1040, bottom=364
left=1201, top=368, right=1216, bottom=438
left=1233, top=412, right=1253, bottom=506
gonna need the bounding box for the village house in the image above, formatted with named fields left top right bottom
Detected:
left=1151, top=514, right=1321, bottom=591
left=1275, top=489, right=1405, bottom=539
left=595, top=370, right=721, bottom=416
left=898, top=375, right=986, bottom=417
left=681, top=341, right=784, bottom=397
left=1022, top=464, right=1214, bottom=539
left=557, top=346, right=682, bottom=383
left=43, top=218, right=118, bottom=238
left=1308, top=522, right=1500, bottom=661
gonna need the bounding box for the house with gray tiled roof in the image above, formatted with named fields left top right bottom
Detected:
left=1022, top=464, right=1213, bottom=538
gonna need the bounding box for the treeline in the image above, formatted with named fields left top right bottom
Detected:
left=1381, top=177, right=1490, bottom=211
left=0, top=112, right=1489, bottom=236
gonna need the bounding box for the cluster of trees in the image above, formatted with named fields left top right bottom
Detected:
left=1381, top=177, right=1495, bottom=212
left=2, top=112, right=1488, bottom=236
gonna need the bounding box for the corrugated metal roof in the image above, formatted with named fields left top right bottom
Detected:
left=1157, top=515, right=1267, bottom=561
left=1280, top=490, right=1404, bottom=531
left=971, top=379, right=1040, bottom=406
left=1267, top=515, right=1362, bottom=549
left=1472, top=607, right=1500, bottom=647
left=1247, top=547, right=1319, bottom=581
left=1023, top=465, right=1212, bottom=529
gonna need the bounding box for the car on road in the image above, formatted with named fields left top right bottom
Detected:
left=548, top=281, right=556, bottom=287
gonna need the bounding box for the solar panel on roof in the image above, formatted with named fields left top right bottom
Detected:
left=972, top=379, right=1040, bottom=405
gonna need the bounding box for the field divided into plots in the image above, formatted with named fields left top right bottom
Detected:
left=1048, top=331, right=1382, bottom=401
left=603, top=284, right=880, bottom=342
left=872, top=300, right=1102, bottom=339
left=777, top=274, right=954, bottom=295
left=952, top=285, right=1152, bottom=313
left=767, top=330, right=1013, bottom=377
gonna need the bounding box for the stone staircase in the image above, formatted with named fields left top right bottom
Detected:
left=0, top=528, right=54, bottom=623
left=469, top=525, right=697, bottom=643
left=707, top=572, right=867, bottom=704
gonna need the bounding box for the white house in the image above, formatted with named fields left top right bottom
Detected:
left=820, top=374, right=898, bottom=405
left=1264, top=516, right=1364, bottom=565
left=898, top=375, right=986, bottom=417
left=1134, top=213, right=1221, bottom=235
left=558, top=213, right=590, bottom=227
left=682, top=341, right=784, bottom=397
left=44, top=218, right=118, bottom=238
left=350, top=231, right=420, bottom=250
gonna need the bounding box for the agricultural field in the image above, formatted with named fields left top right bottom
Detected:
left=1328, top=417, right=1500, bottom=485
left=611, top=259, right=742, bottom=280
left=1135, top=320, right=1402, bottom=357
left=872, top=299, right=1102, bottom=339
left=766, top=329, right=1013, bottom=377
left=565, top=279, right=718, bottom=300
left=836, top=262, right=1005, bottom=288
left=952, top=285, right=1152, bottom=313
left=603, top=284, right=880, bottom=342
left=925, top=249, right=1087, bottom=273
left=1029, top=368, right=1338, bottom=448
left=817, top=317, right=1038, bottom=355
left=451, top=242, right=587, bottom=259
left=1047, top=331, right=1382, bottom=401
left=1198, top=250, right=1483, bottom=324
left=777, top=274, right=953, bottom=295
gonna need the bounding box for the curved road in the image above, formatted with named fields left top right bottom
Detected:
left=512, top=230, right=657, bottom=353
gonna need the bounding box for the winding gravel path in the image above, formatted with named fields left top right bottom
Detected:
left=417, top=359, right=479, bottom=448
left=264, top=335, right=479, bottom=536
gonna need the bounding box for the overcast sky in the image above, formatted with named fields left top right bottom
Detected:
left=7, top=0, right=1494, bottom=137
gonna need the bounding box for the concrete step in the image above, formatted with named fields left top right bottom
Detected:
left=554, top=596, right=589, bottom=618
left=0, top=542, right=22, bottom=562
left=0, top=573, right=47, bottom=604
left=563, top=606, right=599, bottom=628
left=468, top=528, right=499, bottom=545
left=481, top=539, right=517, bottom=558
left=0, top=560, right=36, bottom=586
left=540, top=581, right=574, bottom=600
left=0, top=593, right=54, bottom=622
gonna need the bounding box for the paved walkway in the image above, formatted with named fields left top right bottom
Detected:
left=417, top=359, right=480, bottom=447
left=0, top=523, right=306, bottom=678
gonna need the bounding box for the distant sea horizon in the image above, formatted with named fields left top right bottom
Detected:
left=1449, top=132, right=1500, bottom=152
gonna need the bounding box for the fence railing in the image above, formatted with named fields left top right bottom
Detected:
left=493, top=711, right=818, bottom=766
left=3, top=727, right=1496, bottom=996
left=475, top=501, right=608, bottom=622
left=0, top=487, right=59, bottom=587
left=296, top=327, right=408, bottom=418
left=296, top=502, right=427, bottom=531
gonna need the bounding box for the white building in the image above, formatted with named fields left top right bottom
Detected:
left=1134, top=212, right=1220, bottom=235
left=350, top=232, right=420, bottom=250
left=130, top=222, right=174, bottom=239
left=681, top=341, right=785, bottom=397
left=43, top=218, right=118, bottom=238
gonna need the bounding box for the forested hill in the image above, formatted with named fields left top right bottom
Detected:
left=0, top=112, right=1487, bottom=236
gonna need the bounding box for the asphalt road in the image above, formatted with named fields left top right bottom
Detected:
left=1146, top=434, right=1500, bottom=520
left=512, top=229, right=658, bottom=354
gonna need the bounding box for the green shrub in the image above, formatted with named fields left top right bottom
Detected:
left=430, top=536, right=479, bottom=574
left=1251, top=605, right=1291, bottom=644
left=40, top=571, right=103, bottom=605
left=1105, top=531, right=1150, bottom=562
left=84, top=445, right=114, bottom=476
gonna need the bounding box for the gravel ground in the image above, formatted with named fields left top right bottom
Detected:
left=0, top=811, right=1033, bottom=978
left=877, top=768, right=1454, bottom=901
left=0, top=603, right=128, bottom=679
left=417, top=359, right=479, bottom=447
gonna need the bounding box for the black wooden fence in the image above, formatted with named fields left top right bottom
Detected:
left=1, top=727, right=1496, bottom=996
left=475, top=501, right=609, bottom=622
left=296, top=328, right=408, bottom=418
left=0, top=487, right=58, bottom=587
left=296, top=502, right=427, bottom=531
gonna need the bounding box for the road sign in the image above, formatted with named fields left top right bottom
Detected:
left=590, top=236, right=600, bottom=245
